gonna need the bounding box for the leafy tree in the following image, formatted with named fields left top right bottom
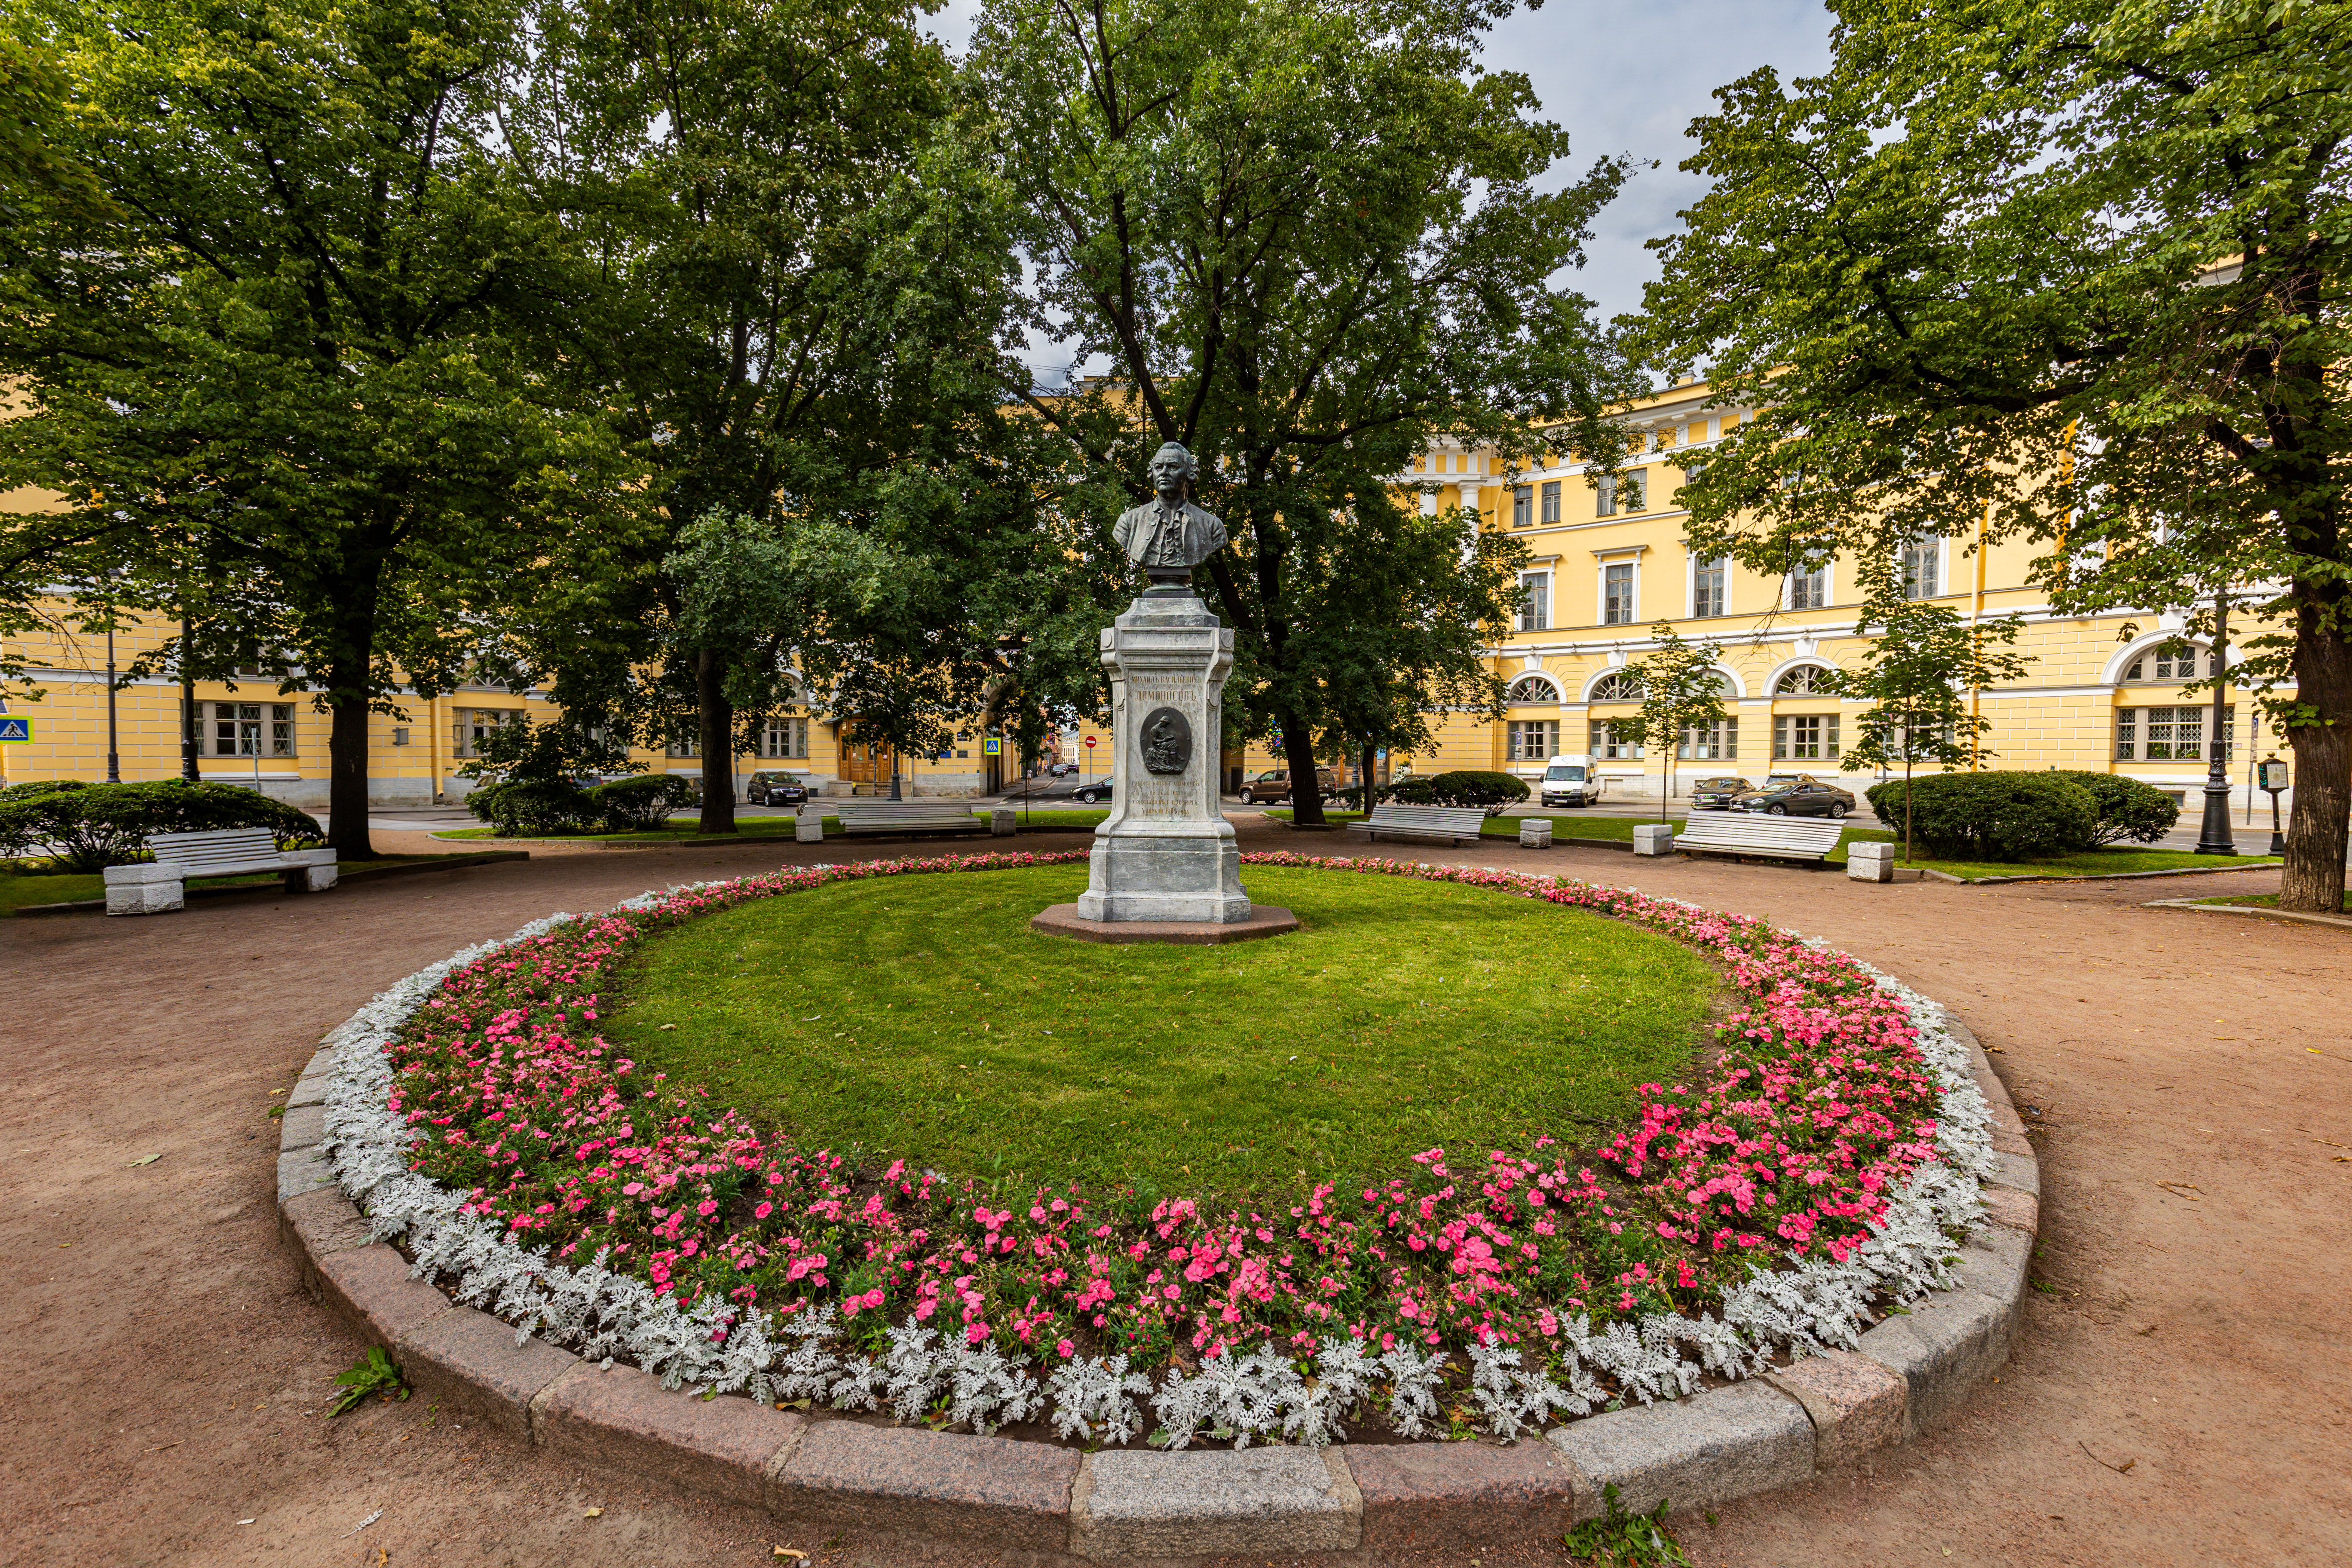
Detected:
left=1634, top=0, right=2352, bottom=910
left=1829, top=599, right=2032, bottom=863
left=971, top=0, right=1639, bottom=825
left=1612, top=623, right=1730, bottom=821
left=505, top=0, right=1037, bottom=830
left=0, top=0, right=637, bottom=857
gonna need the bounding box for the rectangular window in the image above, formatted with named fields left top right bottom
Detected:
left=1507, top=720, right=1559, bottom=762
left=199, top=701, right=297, bottom=758
left=1788, top=560, right=1828, bottom=610
left=665, top=733, right=701, bottom=759
left=1620, top=470, right=1647, bottom=512
left=1590, top=720, right=1645, bottom=760
left=1594, top=474, right=1617, bottom=517
left=453, top=708, right=523, bottom=759
left=1677, top=719, right=1737, bottom=760
left=1773, top=714, right=1841, bottom=760
left=1513, top=486, right=1532, bottom=528
left=1899, top=536, right=1941, bottom=599
left=1692, top=555, right=1726, bottom=618
left=1517, top=572, right=1550, bottom=632
left=1540, top=480, right=1562, bottom=525
left=2125, top=705, right=2232, bottom=762
left=761, top=717, right=809, bottom=759
left=1602, top=561, right=1635, bottom=625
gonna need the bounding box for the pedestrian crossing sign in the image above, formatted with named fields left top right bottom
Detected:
left=0, top=717, right=31, bottom=743
left=984, top=737, right=1002, bottom=755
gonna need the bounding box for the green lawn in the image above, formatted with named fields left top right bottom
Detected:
left=437, top=807, right=1109, bottom=842
left=603, top=863, right=1721, bottom=1201
left=2192, top=890, right=2349, bottom=911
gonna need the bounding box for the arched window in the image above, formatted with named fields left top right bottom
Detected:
left=1775, top=664, right=1835, bottom=696
left=2122, top=643, right=2215, bottom=683
left=1505, top=674, right=1561, bottom=703
left=1589, top=671, right=1645, bottom=701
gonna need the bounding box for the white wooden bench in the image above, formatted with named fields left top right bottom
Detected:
left=1673, top=814, right=1845, bottom=867
left=833, top=800, right=989, bottom=839
left=102, top=827, right=338, bottom=915
left=1344, top=804, right=1489, bottom=846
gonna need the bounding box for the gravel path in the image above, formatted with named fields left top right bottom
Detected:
left=3, top=819, right=2343, bottom=1568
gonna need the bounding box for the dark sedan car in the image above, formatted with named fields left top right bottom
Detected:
left=746, top=770, right=810, bottom=806
left=1736, top=773, right=1856, bottom=818
left=1688, top=775, right=1752, bottom=810
left=1069, top=778, right=1114, bottom=805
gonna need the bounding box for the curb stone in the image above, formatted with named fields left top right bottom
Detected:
left=280, top=978, right=2037, bottom=1559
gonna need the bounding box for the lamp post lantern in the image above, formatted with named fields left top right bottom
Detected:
left=2193, top=594, right=2237, bottom=856
left=2258, top=755, right=2290, bottom=856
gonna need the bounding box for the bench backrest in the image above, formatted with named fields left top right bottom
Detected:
left=834, top=801, right=980, bottom=825
left=146, top=826, right=282, bottom=869
left=1365, top=804, right=1489, bottom=833
left=1675, top=815, right=1845, bottom=853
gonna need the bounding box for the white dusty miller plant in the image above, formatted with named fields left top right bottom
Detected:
left=313, top=879, right=1997, bottom=1448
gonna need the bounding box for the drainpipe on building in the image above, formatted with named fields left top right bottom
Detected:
left=105, top=628, right=121, bottom=783
left=179, top=614, right=200, bottom=781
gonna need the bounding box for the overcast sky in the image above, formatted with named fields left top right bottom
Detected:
left=928, top=0, right=1835, bottom=380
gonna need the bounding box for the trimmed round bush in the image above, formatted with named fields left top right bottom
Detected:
left=1862, top=771, right=2098, bottom=861
left=0, top=780, right=323, bottom=872
left=2049, top=771, right=2180, bottom=845
left=466, top=778, right=603, bottom=836
left=591, top=772, right=698, bottom=830
left=1412, top=770, right=1529, bottom=810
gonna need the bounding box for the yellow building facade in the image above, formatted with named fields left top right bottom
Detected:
left=1361, top=381, right=2291, bottom=810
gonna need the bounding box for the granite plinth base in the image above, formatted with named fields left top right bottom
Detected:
left=1030, top=903, right=1299, bottom=946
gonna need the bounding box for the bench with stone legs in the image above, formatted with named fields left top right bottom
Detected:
left=102, top=826, right=338, bottom=915
left=831, top=800, right=989, bottom=839
left=1343, top=803, right=1489, bottom=846
left=1673, top=813, right=1846, bottom=866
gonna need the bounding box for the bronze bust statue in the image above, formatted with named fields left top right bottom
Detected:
left=1114, top=442, right=1228, bottom=588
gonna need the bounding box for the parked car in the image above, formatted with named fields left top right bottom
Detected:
left=1046, top=760, right=1080, bottom=777
left=1537, top=753, right=1603, bottom=808
left=1688, top=775, right=1752, bottom=810
left=1736, top=773, right=1856, bottom=818
left=1236, top=768, right=1292, bottom=805
left=746, top=770, right=810, bottom=807
left=1071, top=779, right=1113, bottom=805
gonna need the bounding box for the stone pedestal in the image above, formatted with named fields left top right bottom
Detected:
left=1847, top=840, right=1896, bottom=882
left=1518, top=819, right=1553, bottom=849
left=990, top=807, right=1017, bottom=837
left=1632, top=824, right=1675, bottom=857
left=1073, top=590, right=1253, bottom=925
left=794, top=810, right=824, bottom=844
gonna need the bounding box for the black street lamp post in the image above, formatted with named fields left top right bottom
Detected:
left=2193, top=594, right=2237, bottom=856
left=179, top=613, right=202, bottom=781
left=105, top=628, right=121, bottom=784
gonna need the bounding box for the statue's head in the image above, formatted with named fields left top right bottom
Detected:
left=1147, top=442, right=1197, bottom=494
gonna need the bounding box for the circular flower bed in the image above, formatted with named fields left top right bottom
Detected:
left=319, top=851, right=1994, bottom=1449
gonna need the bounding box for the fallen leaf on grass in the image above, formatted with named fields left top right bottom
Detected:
left=128, top=1153, right=163, bottom=1167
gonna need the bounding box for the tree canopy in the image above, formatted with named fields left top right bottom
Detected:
left=972, top=0, right=1639, bottom=821
left=1635, top=0, right=2352, bottom=910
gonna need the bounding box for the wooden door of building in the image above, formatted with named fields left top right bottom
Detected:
left=841, top=736, right=895, bottom=790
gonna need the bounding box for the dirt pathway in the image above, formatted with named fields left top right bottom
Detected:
left=2, top=822, right=2343, bottom=1568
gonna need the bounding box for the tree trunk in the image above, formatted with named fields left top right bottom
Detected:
left=1903, top=758, right=1914, bottom=867
left=327, top=686, right=377, bottom=860
left=695, top=650, right=737, bottom=834
left=1282, top=717, right=1326, bottom=827
left=2279, top=601, right=2350, bottom=911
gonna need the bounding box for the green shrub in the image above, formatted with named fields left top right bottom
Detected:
left=591, top=772, right=698, bottom=830
left=2049, top=771, right=2180, bottom=845
left=465, top=778, right=603, bottom=836
left=0, top=780, right=323, bottom=872
left=1862, top=771, right=2098, bottom=861
left=1418, top=770, right=1530, bottom=810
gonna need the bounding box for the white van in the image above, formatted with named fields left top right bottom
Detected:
left=1539, top=753, right=1603, bottom=808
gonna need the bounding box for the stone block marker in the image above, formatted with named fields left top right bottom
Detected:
left=1518, top=818, right=1553, bottom=849
left=1632, top=823, right=1675, bottom=856
left=1847, top=839, right=1897, bottom=882
left=1348, top=1438, right=1579, bottom=1552
left=1071, top=1447, right=1361, bottom=1559
left=794, top=811, right=824, bottom=843
left=990, top=807, right=1017, bottom=836
left=771, top=1421, right=1079, bottom=1553
left=1764, top=1350, right=1908, bottom=1470
left=1544, top=1381, right=1814, bottom=1520
left=534, top=1363, right=803, bottom=1508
